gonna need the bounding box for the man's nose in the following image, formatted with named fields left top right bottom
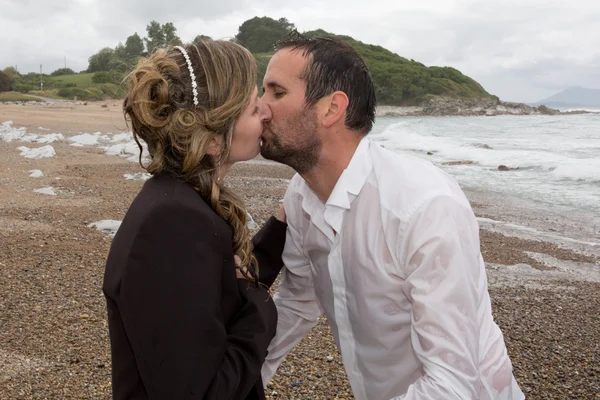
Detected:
left=258, top=97, right=272, bottom=122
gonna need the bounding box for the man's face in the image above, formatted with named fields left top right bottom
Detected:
left=260, top=48, right=322, bottom=174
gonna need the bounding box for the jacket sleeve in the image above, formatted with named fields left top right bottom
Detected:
left=118, top=202, right=277, bottom=399
left=251, top=216, right=288, bottom=288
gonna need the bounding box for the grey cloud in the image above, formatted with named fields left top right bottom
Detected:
left=1, top=0, right=598, bottom=102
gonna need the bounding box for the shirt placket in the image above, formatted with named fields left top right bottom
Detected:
left=325, top=210, right=367, bottom=400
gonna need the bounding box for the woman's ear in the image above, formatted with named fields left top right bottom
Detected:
left=207, top=135, right=222, bottom=158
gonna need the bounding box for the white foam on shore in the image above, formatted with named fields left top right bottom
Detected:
left=96, top=133, right=149, bottom=163
left=477, top=217, right=600, bottom=249
left=88, top=220, right=122, bottom=237
left=110, top=132, right=133, bottom=142
left=124, top=173, right=151, bottom=181
left=17, top=145, right=56, bottom=159
left=525, top=251, right=600, bottom=280
left=550, top=162, right=600, bottom=183
left=34, top=187, right=56, bottom=196
left=105, top=142, right=142, bottom=156
left=21, top=133, right=65, bottom=143
left=2, top=121, right=150, bottom=164
left=91, top=213, right=261, bottom=236
left=0, top=121, right=28, bottom=142
left=486, top=254, right=599, bottom=291
left=68, top=132, right=109, bottom=146
left=1, top=121, right=65, bottom=144
left=247, top=212, right=259, bottom=230
left=29, top=169, right=44, bottom=178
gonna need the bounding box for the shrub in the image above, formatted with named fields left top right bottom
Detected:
left=92, top=71, right=123, bottom=84
left=57, top=87, right=104, bottom=100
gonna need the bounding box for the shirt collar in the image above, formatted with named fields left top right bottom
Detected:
left=325, top=136, right=373, bottom=210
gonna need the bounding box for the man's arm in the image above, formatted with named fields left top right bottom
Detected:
left=261, top=201, right=323, bottom=386
left=393, top=195, right=486, bottom=399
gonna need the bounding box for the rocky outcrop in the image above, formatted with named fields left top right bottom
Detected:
left=376, top=96, right=590, bottom=117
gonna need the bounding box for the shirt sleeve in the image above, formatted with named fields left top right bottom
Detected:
left=393, top=195, right=485, bottom=399
left=260, top=203, right=323, bottom=386
left=118, top=202, right=277, bottom=399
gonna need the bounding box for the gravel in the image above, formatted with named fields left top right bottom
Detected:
left=1, top=109, right=598, bottom=399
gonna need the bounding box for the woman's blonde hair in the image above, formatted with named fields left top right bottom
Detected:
left=123, top=40, right=258, bottom=276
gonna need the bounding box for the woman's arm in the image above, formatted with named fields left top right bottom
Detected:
left=118, top=202, right=276, bottom=399
left=251, top=204, right=287, bottom=288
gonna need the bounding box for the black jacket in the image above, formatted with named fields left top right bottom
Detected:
left=103, top=173, right=286, bottom=399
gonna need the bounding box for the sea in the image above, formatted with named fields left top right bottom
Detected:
left=369, top=110, right=600, bottom=258
left=1, top=109, right=599, bottom=258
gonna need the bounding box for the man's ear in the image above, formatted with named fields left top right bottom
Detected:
left=321, top=91, right=349, bottom=128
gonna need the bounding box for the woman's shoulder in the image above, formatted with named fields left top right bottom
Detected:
left=125, top=173, right=231, bottom=239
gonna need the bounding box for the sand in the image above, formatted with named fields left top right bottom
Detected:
left=0, top=101, right=598, bottom=399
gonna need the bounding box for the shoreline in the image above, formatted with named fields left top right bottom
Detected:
left=376, top=99, right=596, bottom=117
left=0, top=104, right=598, bottom=399
left=2, top=96, right=597, bottom=118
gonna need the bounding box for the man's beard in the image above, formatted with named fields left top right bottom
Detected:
left=260, top=107, right=322, bottom=175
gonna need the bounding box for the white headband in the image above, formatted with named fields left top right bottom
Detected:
left=174, top=45, right=199, bottom=106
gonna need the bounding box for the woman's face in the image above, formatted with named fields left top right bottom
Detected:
left=226, top=86, right=272, bottom=164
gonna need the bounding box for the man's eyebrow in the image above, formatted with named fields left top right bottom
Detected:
left=262, top=81, right=287, bottom=94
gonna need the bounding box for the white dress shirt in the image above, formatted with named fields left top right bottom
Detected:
left=262, top=137, right=524, bottom=400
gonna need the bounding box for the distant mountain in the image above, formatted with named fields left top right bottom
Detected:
left=535, top=87, right=600, bottom=107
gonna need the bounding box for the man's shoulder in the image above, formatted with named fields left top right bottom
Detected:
left=368, top=142, right=470, bottom=218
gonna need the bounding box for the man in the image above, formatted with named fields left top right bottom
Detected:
left=259, top=32, right=524, bottom=400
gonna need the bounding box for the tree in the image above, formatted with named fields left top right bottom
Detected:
left=50, top=68, right=75, bottom=76
left=109, top=44, right=134, bottom=72
left=125, top=33, right=144, bottom=57
left=235, top=17, right=296, bottom=53
left=87, top=47, right=115, bottom=72
left=163, top=22, right=182, bottom=47
left=192, top=34, right=212, bottom=44
left=0, top=70, right=13, bottom=92
left=3, top=66, right=19, bottom=81
left=92, top=71, right=123, bottom=84
left=144, top=21, right=181, bottom=54
left=144, top=21, right=165, bottom=53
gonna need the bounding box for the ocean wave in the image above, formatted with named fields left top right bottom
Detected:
left=550, top=163, right=600, bottom=183
left=561, top=108, right=600, bottom=114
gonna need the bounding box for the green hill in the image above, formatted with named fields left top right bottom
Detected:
left=254, top=29, right=495, bottom=105
left=2, top=17, right=495, bottom=105
left=1, top=70, right=126, bottom=101
left=53, top=73, right=95, bottom=88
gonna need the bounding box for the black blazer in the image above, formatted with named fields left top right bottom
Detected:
left=102, top=173, right=286, bottom=399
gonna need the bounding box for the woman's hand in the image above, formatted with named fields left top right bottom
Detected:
left=234, top=255, right=247, bottom=279
left=276, top=203, right=286, bottom=224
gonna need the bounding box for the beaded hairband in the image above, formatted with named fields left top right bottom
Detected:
left=174, top=45, right=199, bottom=106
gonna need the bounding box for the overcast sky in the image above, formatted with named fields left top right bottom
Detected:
left=2, top=0, right=598, bottom=102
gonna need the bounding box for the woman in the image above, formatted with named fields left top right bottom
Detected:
left=102, top=40, right=286, bottom=399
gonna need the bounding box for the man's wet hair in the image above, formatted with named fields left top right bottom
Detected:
left=275, top=31, right=376, bottom=134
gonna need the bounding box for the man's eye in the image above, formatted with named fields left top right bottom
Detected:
left=274, top=92, right=284, bottom=98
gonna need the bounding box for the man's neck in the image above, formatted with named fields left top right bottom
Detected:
left=301, top=133, right=362, bottom=203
